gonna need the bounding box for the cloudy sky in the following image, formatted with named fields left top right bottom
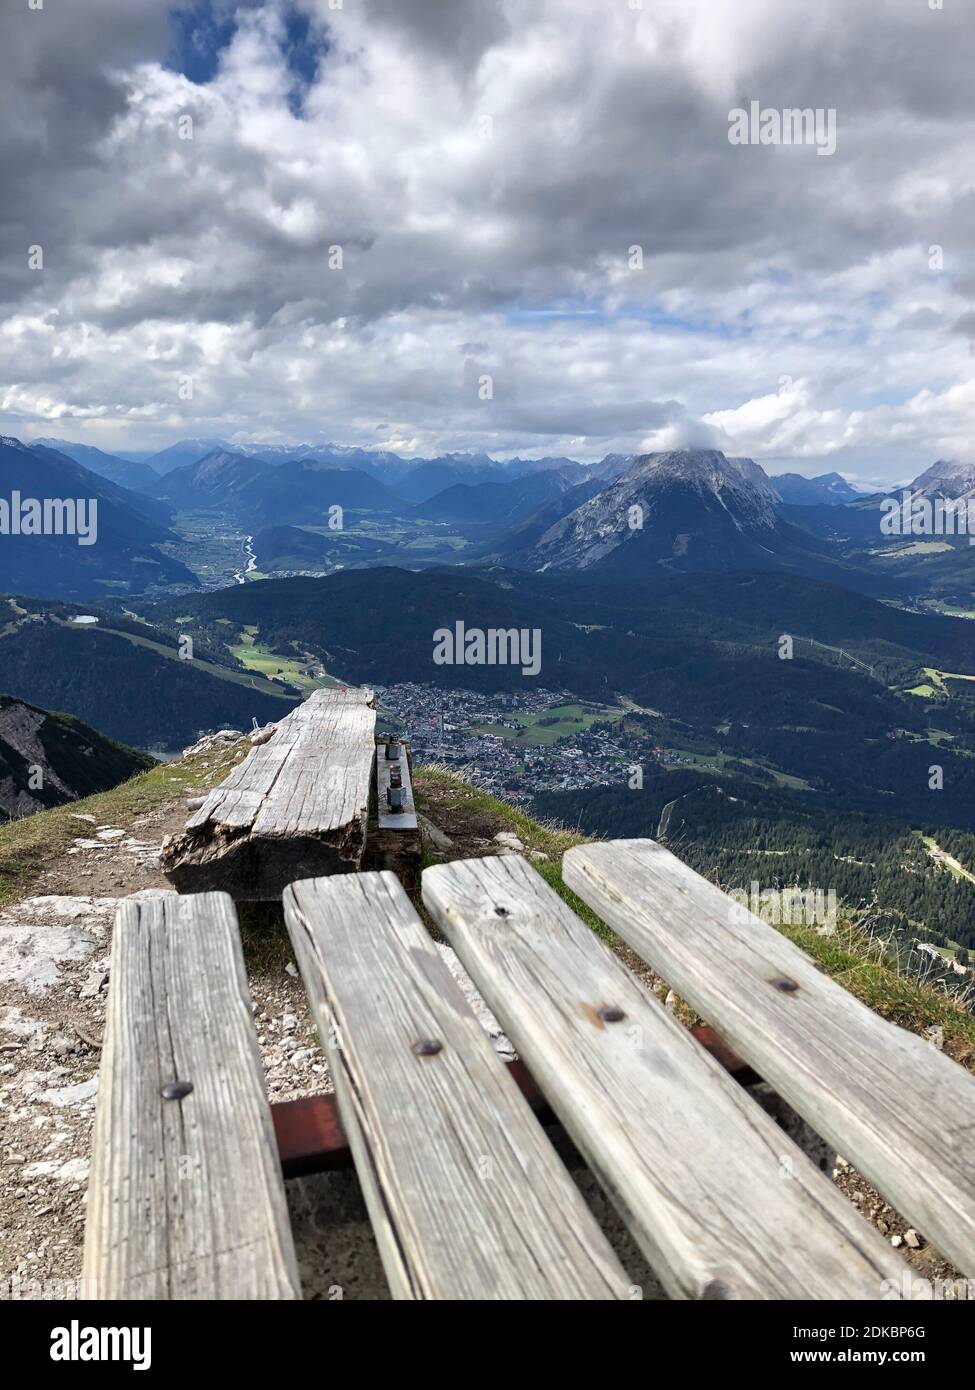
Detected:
left=1, top=0, right=972, bottom=483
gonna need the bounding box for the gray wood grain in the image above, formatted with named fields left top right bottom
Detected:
left=564, top=838, right=975, bottom=1279
left=284, top=870, right=630, bottom=1300
left=423, top=853, right=906, bottom=1300
left=83, top=892, right=301, bottom=1300
left=161, top=686, right=377, bottom=898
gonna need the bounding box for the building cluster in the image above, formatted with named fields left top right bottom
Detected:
left=374, top=683, right=663, bottom=805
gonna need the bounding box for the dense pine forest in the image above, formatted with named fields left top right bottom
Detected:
left=532, top=766, right=975, bottom=961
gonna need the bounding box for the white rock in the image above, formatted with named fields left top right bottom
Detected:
left=0, top=1006, right=47, bottom=1040
left=436, top=944, right=515, bottom=1060
left=39, top=1076, right=99, bottom=1109
left=23, top=1157, right=89, bottom=1184
left=0, top=899, right=114, bottom=993
left=493, top=831, right=525, bottom=852
left=79, top=966, right=109, bottom=998
left=904, top=1229, right=921, bottom=1249
left=891, top=1234, right=903, bottom=1248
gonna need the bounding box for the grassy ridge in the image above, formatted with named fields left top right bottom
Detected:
left=0, top=742, right=244, bottom=909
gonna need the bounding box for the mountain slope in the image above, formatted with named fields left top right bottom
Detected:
left=240, top=459, right=405, bottom=525
left=0, top=693, right=153, bottom=820
left=30, top=439, right=159, bottom=492
left=415, top=469, right=577, bottom=523
left=149, top=448, right=276, bottom=510
left=151, top=450, right=405, bottom=524
left=0, top=437, right=195, bottom=600
left=910, top=458, right=975, bottom=501
left=253, top=524, right=397, bottom=571
left=771, top=472, right=860, bottom=506
left=0, top=597, right=297, bottom=750
left=143, top=438, right=235, bottom=474
left=515, top=448, right=818, bottom=574
left=144, top=563, right=975, bottom=829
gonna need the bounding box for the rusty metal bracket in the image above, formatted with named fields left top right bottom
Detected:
left=272, top=1027, right=759, bottom=1178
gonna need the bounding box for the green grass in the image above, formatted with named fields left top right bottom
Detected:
left=229, top=627, right=336, bottom=692
left=869, top=540, right=954, bottom=558
left=777, top=919, right=975, bottom=1068
left=469, top=701, right=624, bottom=747
left=52, top=617, right=296, bottom=702
left=414, top=765, right=615, bottom=942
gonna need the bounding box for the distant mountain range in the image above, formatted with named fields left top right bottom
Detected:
left=100, top=434, right=629, bottom=498
left=770, top=471, right=861, bottom=506
left=0, top=692, right=153, bottom=820
left=150, top=450, right=403, bottom=522
left=30, top=438, right=159, bottom=492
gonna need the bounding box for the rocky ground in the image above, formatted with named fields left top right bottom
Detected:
left=0, top=737, right=967, bottom=1299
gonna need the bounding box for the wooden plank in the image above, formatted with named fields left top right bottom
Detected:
left=270, top=1038, right=758, bottom=1178
left=563, top=838, right=975, bottom=1279
left=161, top=686, right=377, bottom=899
left=283, top=870, right=630, bottom=1300
left=83, top=892, right=301, bottom=1300
left=423, top=854, right=906, bottom=1300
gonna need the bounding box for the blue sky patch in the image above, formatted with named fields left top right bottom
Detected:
left=167, top=2, right=326, bottom=109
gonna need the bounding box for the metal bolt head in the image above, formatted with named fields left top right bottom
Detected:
left=772, top=977, right=799, bottom=993
left=161, top=1080, right=194, bottom=1101
left=412, top=1039, right=443, bottom=1057
left=598, top=1005, right=625, bottom=1023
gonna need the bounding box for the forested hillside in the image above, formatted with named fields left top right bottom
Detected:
left=532, top=768, right=975, bottom=959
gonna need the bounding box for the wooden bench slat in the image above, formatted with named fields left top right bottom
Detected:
left=83, top=893, right=301, bottom=1300
left=283, top=870, right=630, bottom=1300
left=161, top=686, right=377, bottom=898
left=563, top=838, right=975, bottom=1279
left=423, top=854, right=905, bottom=1300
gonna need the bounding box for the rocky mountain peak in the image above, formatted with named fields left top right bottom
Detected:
left=910, top=458, right=975, bottom=499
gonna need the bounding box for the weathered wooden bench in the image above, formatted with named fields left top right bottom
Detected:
left=84, top=893, right=301, bottom=1299
left=562, top=839, right=975, bottom=1281
left=160, top=687, right=420, bottom=899
left=84, top=839, right=975, bottom=1300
